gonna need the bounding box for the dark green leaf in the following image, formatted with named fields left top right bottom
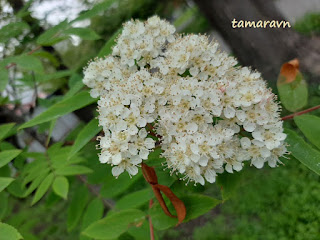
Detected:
left=37, top=20, right=69, bottom=46
left=97, top=28, right=122, bottom=57
left=294, top=114, right=320, bottom=150
left=31, top=173, right=54, bottom=205
left=67, top=185, right=89, bottom=231
left=64, top=28, right=101, bottom=40
left=0, top=64, right=9, bottom=92
left=19, top=91, right=96, bottom=129
left=72, top=0, right=117, bottom=23
left=0, top=123, right=15, bottom=141
left=285, top=128, right=320, bottom=175
left=81, top=198, right=104, bottom=230
left=52, top=176, right=69, bottom=199
left=0, top=222, right=23, bottom=240
left=69, top=119, right=102, bottom=159
left=0, top=192, right=9, bottom=220
left=82, top=209, right=145, bottom=239
left=0, top=177, right=14, bottom=192
left=150, top=194, right=220, bottom=230
left=0, top=150, right=22, bottom=168
left=100, top=172, right=142, bottom=198
left=217, top=171, right=243, bottom=201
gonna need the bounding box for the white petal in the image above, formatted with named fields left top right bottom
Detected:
left=112, top=153, right=122, bottom=165
left=112, top=166, right=124, bottom=176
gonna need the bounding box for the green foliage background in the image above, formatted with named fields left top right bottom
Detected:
left=0, top=0, right=320, bottom=239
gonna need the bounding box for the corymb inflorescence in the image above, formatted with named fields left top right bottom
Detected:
left=83, top=16, right=287, bottom=185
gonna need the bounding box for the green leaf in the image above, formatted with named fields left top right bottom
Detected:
left=36, top=70, right=73, bottom=83
left=0, top=64, right=9, bottom=92
left=0, top=222, right=23, bottom=240
left=150, top=194, right=220, bottom=230
left=72, top=0, right=117, bottom=23
left=67, top=185, right=89, bottom=231
left=217, top=171, right=243, bottom=201
left=52, top=176, right=69, bottom=199
left=81, top=198, right=104, bottom=230
left=0, top=21, right=29, bottom=43
left=294, top=114, right=320, bottom=150
left=174, top=7, right=197, bottom=29
left=0, top=150, right=22, bottom=168
left=55, top=165, right=93, bottom=176
left=0, top=192, right=9, bottom=220
left=100, top=172, right=142, bottom=198
left=13, top=54, right=43, bottom=73
left=115, top=189, right=152, bottom=210
left=82, top=209, right=146, bottom=239
left=0, top=123, right=15, bottom=142
left=64, top=28, right=101, bottom=40
left=31, top=173, right=54, bottom=205
left=69, top=119, right=102, bottom=159
left=19, top=91, right=96, bottom=129
left=0, top=177, right=14, bottom=192
left=37, top=20, right=69, bottom=46
left=97, top=28, right=122, bottom=58
left=285, top=128, right=320, bottom=175
left=277, top=72, right=308, bottom=112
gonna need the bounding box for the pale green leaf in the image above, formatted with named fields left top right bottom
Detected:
left=0, top=21, right=29, bottom=43
left=115, top=189, right=152, bottom=210
left=13, top=54, right=43, bottom=73
left=31, top=173, right=54, bottom=205
left=0, top=222, right=23, bottom=240
left=294, top=114, right=320, bottom=150
left=67, top=185, right=89, bottom=231
left=0, top=177, right=14, bottom=192
left=285, top=128, right=320, bottom=175
left=82, top=209, right=146, bottom=239
left=0, top=150, right=22, bottom=168
left=52, top=176, right=69, bottom=199
left=55, top=165, right=93, bottom=176
left=69, top=119, right=102, bottom=159
left=277, top=73, right=308, bottom=112
left=19, top=91, right=96, bottom=129
left=0, top=123, right=15, bottom=142
left=64, top=28, right=100, bottom=40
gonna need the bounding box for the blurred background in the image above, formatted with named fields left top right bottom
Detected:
left=0, top=0, right=320, bottom=239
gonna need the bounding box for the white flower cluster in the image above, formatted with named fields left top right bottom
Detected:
left=83, top=16, right=287, bottom=185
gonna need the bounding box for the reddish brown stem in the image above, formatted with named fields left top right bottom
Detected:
left=281, top=105, right=320, bottom=121
left=149, top=199, right=155, bottom=240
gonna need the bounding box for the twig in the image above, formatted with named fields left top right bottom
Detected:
left=149, top=199, right=155, bottom=240
left=77, top=175, right=114, bottom=209
left=281, top=105, right=320, bottom=121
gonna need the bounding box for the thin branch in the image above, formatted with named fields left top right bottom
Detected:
left=281, top=105, right=320, bottom=120
left=77, top=175, right=115, bottom=209
left=149, top=199, right=155, bottom=240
